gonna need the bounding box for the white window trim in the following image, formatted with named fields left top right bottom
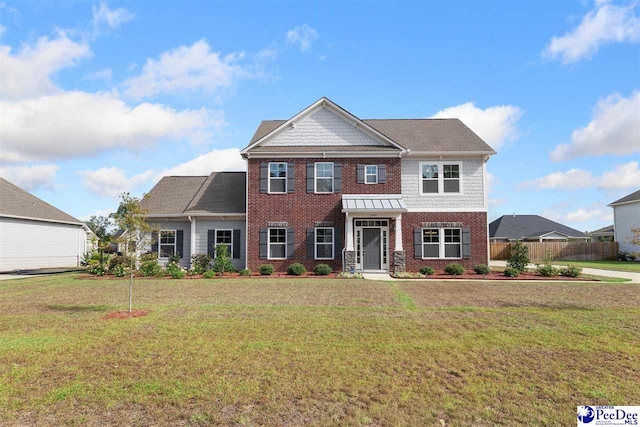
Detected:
left=365, top=165, right=378, bottom=184
left=419, top=161, right=463, bottom=195
left=159, top=229, right=177, bottom=259
left=421, top=227, right=462, bottom=259
left=267, top=227, right=287, bottom=260
left=214, top=229, right=233, bottom=258
left=268, top=162, right=287, bottom=194
left=315, top=227, right=334, bottom=260
left=314, top=162, right=334, bottom=194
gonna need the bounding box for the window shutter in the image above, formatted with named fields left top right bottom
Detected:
left=151, top=231, right=158, bottom=254
left=334, top=163, right=342, bottom=192
left=334, top=227, right=342, bottom=259
left=357, top=164, right=365, bottom=184
left=413, top=228, right=422, bottom=259
left=259, top=228, right=268, bottom=259
left=306, top=228, right=315, bottom=259
left=287, top=162, right=295, bottom=193
left=260, top=162, right=268, bottom=193
left=462, top=226, right=471, bottom=260
left=287, top=228, right=295, bottom=258
left=233, top=229, right=241, bottom=259
left=176, top=230, right=184, bottom=258
left=378, top=164, right=387, bottom=183
left=306, top=163, right=314, bottom=193
left=207, top=230, right=215, bottom=257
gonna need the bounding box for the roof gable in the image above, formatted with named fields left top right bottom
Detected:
left=610, top=189, right=640, bottom=206
left=489, top=214, right=588, bottom=239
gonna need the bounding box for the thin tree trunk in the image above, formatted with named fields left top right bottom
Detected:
left=129, top=271, right=133, bottom=313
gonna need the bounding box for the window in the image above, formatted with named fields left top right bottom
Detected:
left=315, top=228, right=334, bottom=259
left=159, top=230, right=176, bottom=258
left=422, top=228, right=461, bottom=259
left=215, top=229, right=232, bottom=257
left=315, top=162, right=334, bottom=193
left=268, top=228, right=286, bottom=259
left=365, top=165, right=378, bottom=184
left=420, top=162, right=461, bottom=194
left=269, top=162, right=287, bottom=193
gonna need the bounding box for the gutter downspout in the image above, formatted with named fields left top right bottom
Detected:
left=189, top=216, right=196, bottom=269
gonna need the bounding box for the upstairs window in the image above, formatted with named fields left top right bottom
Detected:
left=421, top=164, right=439, bottom=193
left=420, top=162, right=462, bottom=194
left=443, top=164, right=460, bottom=193
left=365, top=165, right=378, bottom=184
left=269, top=162, right=287, bottom=193
left=315, top=162, right=334, bottom=193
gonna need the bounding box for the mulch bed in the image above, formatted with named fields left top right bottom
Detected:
left=104, top=309, right=150, bottom=319
left=397, top=271, right=596, bottom=281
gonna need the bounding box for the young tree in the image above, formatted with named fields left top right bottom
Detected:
left=630, top=227, right=640, bottom=246
left=85, top=215, right=114, bottom=242
left=110, top=192, right=155, bottom=313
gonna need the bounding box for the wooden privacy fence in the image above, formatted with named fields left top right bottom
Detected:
left=490, top=241, right=619, bottom=262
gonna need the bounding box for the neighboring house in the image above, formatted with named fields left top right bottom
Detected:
left=0, top=178, right=87, bottom=271
left=489, top=214, right=589, bottom=243
left=587, top=224, right=615, bottom=242
left=609, top=189, right=640, bottom=254
left=139, top=172, right=246, bottom=269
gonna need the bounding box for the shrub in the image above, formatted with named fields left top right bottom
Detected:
left=108, top=255, right=131, bottom=273
left=168, top=254, right=181, bottom=265
left=314, top=263, right=332, bottom=276
left=561, top=265, right=582, bottom=278
left=444, top=263, right=465, bottom=276
left=203, top=270, right=216, bottom=279
left=212, top=245, right=236, bottom=274
left=259, top=264, right=274, bottom=275
left=140, top=260, right=162, bottom=277
left=239, top=268, right=251, bottom=276
left=165, top=259, right=183, bottom=278
left=507, top=240, right=530, bottom=272
left=171, top=269, right=186, bottom=279
left=536, top=263, right=560, bottom=277
left=112, top=264, right=126, bottom=277
left=87, top=260, right=106, bottom=276
left=191, top=254, right=212, bottom=274
left=503, top=267, right=520, bottom=277
left=287, top=262, right=307, bottom=276
left=419, top=266, right=435, bottom=276
left=473, top=264, right=491, bottom=275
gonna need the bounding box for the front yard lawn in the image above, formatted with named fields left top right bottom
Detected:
left=1, top=275, right=638, bottom=426
left=555, top=260, right=640, bottom=273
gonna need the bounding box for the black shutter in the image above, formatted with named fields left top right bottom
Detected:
left=260, top=162, right=268, bottom=193
left=287, top=162, right=295, bottom=193
left=378, top=164, right=387, bottom=183
left=334, top=163, right=342, bottom=192
left=307, top=228, right=315, bottom=259
left=233, top=229, right=241, bottom=259
left=151, top=231, right=158, bottom=254
left=207, top=230, right=215, bottom=257
left=259, top=228, right=268, bottom=259
left=176, top=230, right=184, bottom=258
left=306, top=163, right=314, bottom=193
left=357, top=164, right=365, bottom=184
left=334, top=227, right=342, bottom=260
left=462, top=226, right=471, bottom=260
left=413, top=228, right=422, bottom=259
left=287, top=228, right=295, bottom=258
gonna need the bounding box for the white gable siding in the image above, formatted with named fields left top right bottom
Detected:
left=401, top=158, right=485, bottom=210
left=263, top=107, right=386, bottom=147
left=195, top=219, right=246, bottom=270
left=0, top=217, right=85, bottom=271
left=614, top=202, right=640, bottom=253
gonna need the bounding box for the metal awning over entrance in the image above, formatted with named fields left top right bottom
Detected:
left=341, top=194, right=407, bottom=213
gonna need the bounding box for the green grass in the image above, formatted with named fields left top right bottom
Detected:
left=555, top=260, right=640, bottom=272
left=1, top=274, right=639, bottom=425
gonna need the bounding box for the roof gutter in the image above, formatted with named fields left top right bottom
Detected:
left=0, top=214, right=84, bottom=227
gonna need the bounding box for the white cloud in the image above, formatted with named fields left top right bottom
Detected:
left=286, top=24, right=319, bottom=52
left=92, top=2, right=134, bottom=32
left=543, top=207, right=613, bottom=224
left=123, top=39, right=249, bottom=99
left=87, top=68, right=113, bottom=81
left=522, top=161, right=640, bottom=190
left=431, top=102, right=523, bottom=149
left=599, top=161, right=640, bottom=189
left=0, top=164, right=59, bottom=191
left=543, top=1, right=640, bottom=64
left=0, top=91, right=222, bottom=162
left=0, top=32, right=91, bottom=100
left=551, top=91, right=640, bottom=161
left=158, top=148, right=246, bottom=178
left=79, top=167, right=154, bottom=198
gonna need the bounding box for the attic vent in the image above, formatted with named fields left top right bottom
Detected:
left=352, top=120, right=358, bottom=127
left=290, top=122, right=295, bottom=129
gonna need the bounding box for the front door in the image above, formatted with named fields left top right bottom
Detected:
left=363, top=228, right=381, bottom=270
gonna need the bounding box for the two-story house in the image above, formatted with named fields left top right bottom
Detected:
left=141, top=97, right=495, bottom=274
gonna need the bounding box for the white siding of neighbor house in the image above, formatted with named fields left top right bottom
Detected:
left=401, top=158, right=485, bottom=210
left=195, top=219, right=246, bottom=270
left=263, top=107, right=386, bottom=147
left=614, top=202, right=640, bottom=253
left=0, top=217, right=85, bottom=271
left=143, top=221, right=191, bottom=268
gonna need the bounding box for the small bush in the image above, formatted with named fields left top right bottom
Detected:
left=314, top=263, right=332, bottom=276
left=212, top=245, right=236, bottom=274
left=171, top=269, right=186, bottom=279
left=536, top=263, right=560, bottom=277
left=259, top=264, right=274, bottom=275
left=203, top=270, right=216, bottom=279
left=168, top=254, right=181, bottom=265
left=287, top=262, right=307, bottom=276
left=473, top=264, right=491, bottom=275
left=561, top=265, right=582, bottom=278
left=191, top=254, right=212, bottom=274
left=108, top=255, right=131, bottom=272
left=503, top=267, right=520, bottom=277
left=507, top=240, right=530, bottom=272
left=419, top=266, right=435, bottom=276
left=87, top=260, right=106, bottom=276
left=140, top=258, right=162, bottom=277
left=444, top=263, right=465, bottom=276
left=112, top=264, right=126, bottom=277
left=239, top=268, right=251, bottom=276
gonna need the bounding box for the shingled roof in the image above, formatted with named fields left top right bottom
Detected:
left=0, top=178, right=82, bottom=225
left=140, top=172, right=246, bottom=215
left=489, top=214, right=588, bottom=240
left=610, top=189, right=640, bottom=206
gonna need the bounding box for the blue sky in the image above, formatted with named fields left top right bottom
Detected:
left=1, top=0, right=638, bottom=232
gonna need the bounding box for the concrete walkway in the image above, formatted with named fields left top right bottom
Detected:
left=489, top=260, right=640, bottom=283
